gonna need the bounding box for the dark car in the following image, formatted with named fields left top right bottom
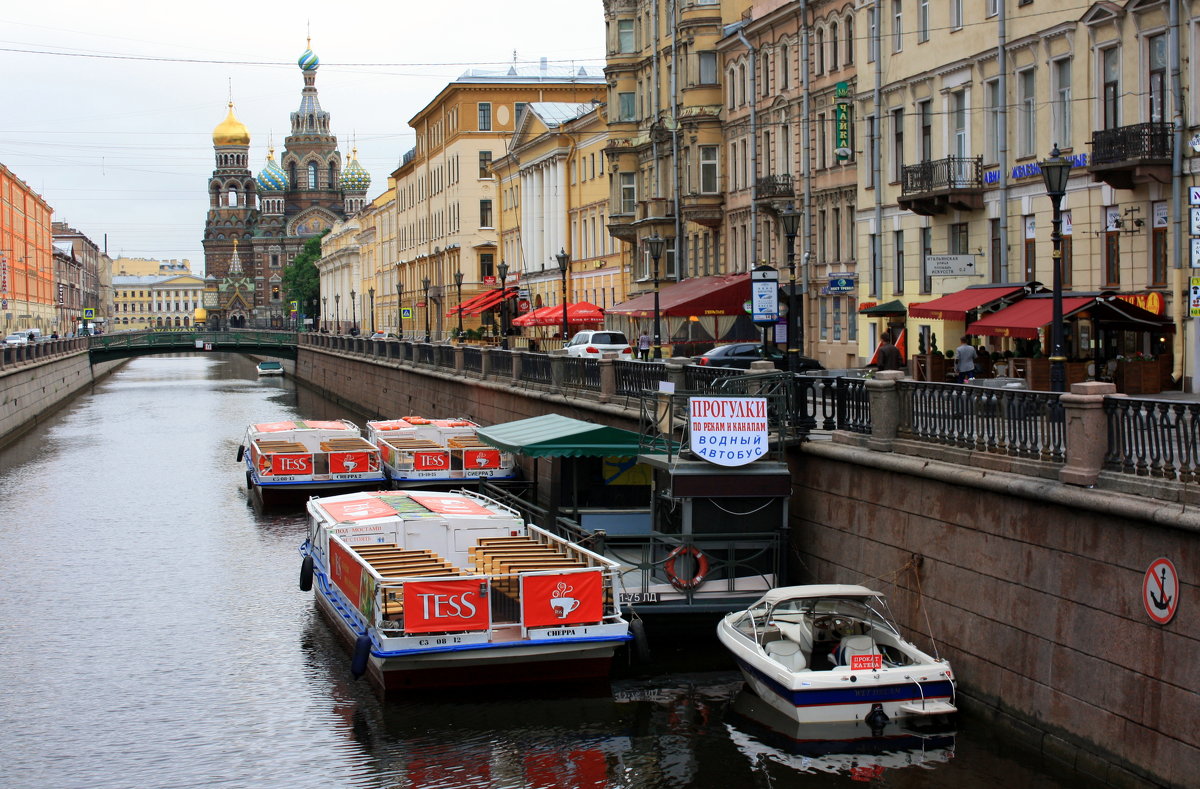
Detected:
left=692, top=343, right=824, bottom=373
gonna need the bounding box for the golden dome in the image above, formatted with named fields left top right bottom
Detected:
left=212, top=102, right=250, bottom=146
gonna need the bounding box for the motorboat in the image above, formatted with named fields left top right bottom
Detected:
left=256, top=360, right=284, bottom=376
left=366, top=417, right=517, bottom=487
left=237, top=419, right=385, bottom=501
left=716, top=585, right=956, bottom=725
left=300, top=488, right=630, bottom=695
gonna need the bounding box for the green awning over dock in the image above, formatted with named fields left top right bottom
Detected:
left=476, top=414, right=644, bottom=458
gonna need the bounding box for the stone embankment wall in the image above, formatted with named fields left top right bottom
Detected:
left=793, top=441, right=1197, bottom=789
left=0, top=345, right=127, bottom=448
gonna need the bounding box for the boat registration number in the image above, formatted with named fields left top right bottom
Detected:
left=619, top=592, right=659, bottom=604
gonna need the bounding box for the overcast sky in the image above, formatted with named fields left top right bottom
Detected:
left=1, top=1, right=606, bottom=272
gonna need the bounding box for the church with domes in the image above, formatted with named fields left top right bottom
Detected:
left=201, top=41, right=370, bottom=329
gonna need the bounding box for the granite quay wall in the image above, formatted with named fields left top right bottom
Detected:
left=796, top=442, right=1197, bottom=789
left=0, top=340, right=127, bottom=448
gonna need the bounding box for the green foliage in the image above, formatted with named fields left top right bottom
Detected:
left=282, top=232, right=327, bottom=318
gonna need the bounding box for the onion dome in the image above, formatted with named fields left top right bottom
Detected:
left=340, top=148, right=371, bottom=192
left=256, top=148, right=289, bottom=192
left=298, top=46, right=320, bottom=72
left=212, top=102, right=250, bottom=146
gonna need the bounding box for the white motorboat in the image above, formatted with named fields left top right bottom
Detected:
left=300, top=489, right=630, bottom=695
left=717, top=585, right=956, bottom=725
left=256, top=360, right=284, bottom=376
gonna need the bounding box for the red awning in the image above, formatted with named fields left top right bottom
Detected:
left=510, top=305, right=556, bottom=327
left=511, top=302, right=605, bottom=327
left=607, top=273, right=751, bottom=318
left=446, top=289, right=497, bottom=317
left=966, top=296, right=1094, bottom=339
left=908, top=286, right=1027, bottom=321
left=460, top=287, right=516, bottom=316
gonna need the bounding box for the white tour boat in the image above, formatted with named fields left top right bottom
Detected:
left=256, top=360, right=284, bottom=376
left=717, top=585, right=956, bottom=725
left=299, top=488, right=630, bottom=694
left=237, top=419, right=385, bottom=500
left=366, top=417, right=517, bottom=487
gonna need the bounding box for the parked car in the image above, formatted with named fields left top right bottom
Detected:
left=3, top=332, right=29, bottom=346
left=692, top=343, right=824, bottom=373
left=370, top=332, right=398, bottom=340
left=563, top=330, right=634, bottom=359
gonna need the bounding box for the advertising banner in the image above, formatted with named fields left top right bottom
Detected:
left=403, top=579, right=490, bottom=633
left=263, top=453, right=313, bottom=476
left=521, top=570, right=604, bottom=629
left=330, top=451, right=375, bottom=475
left=408, top=493, right=496, bottom=517
left=329, top=540, right=372, bottom=617
left=688, top=396, right=769, bottom=466
left=413, top=451, right=451, bottom=471
left=464, top=449, right=501, bottom=469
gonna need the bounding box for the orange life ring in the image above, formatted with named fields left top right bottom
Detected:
left=665, top=545, right=709, bottom=591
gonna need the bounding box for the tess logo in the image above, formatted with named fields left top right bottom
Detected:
left=415, top=592, right=478, bottom=619
left=403, top=579, right=490, bottom=633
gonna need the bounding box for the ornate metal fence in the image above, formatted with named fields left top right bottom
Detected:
left=615, top=360, right=669, bottom=396
left=835, top=377, right=871, bottom=434
left=519, top=351, right=553, bottom=385
left=1104, top=397, right=1200, bottom=482
left=897, top=381, right=1066, bottom=462
left=462, top=346, right=482, bottom=374
left=561, top=357, right=601, bottom=391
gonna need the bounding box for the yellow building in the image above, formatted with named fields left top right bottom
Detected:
left=853, top=0, right=1190, bottom=385
left=493, top=102, right=626, bottom=339
left=112, top=273, right=206, bottom=330
left=389, top=64, right=606, bottom=341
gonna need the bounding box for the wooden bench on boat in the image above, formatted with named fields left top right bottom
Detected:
left=254, top=440, right=308, bottom=453
left=319, top=437, right=376, bottom=452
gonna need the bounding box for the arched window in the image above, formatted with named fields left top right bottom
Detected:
left=816, top=29, right=825, bottom=74
left=308, top=162, right=319, bottom=188
left=845, top=15, right=855, bottom=65
left=830, top=22, right=839, bottom=71
left=328, top=161, right=336, bottom=188
left=288, top=162, right=297, bottom=187
left=227, top=188, right=238, bottom=207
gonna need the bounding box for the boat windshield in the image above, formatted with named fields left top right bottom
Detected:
left=769, top=595, right=899, bottom=636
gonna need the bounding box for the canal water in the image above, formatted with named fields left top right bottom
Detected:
left=0, top=354, right=1089, bottom=789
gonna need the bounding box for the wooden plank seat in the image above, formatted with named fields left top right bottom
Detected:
left=371, top=561, right=463, bottom=579
left=355, top=547, right=431, bottom=559
left=480, top=556, right=586, bottom=576
left=475, top=536, right=541, bottom=546
left=468, top=544, right=559, bottom=559
left=351, top=543, right=400, bottom=555
left=255, top=441, right=308, bottom=453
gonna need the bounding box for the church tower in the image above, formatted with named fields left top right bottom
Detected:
left=202, top=103, right=257, bottom=281
left=280, top=41, right=344, bottom=232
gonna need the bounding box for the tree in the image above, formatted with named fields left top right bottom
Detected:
left=282, top=231, right=326, bottom=327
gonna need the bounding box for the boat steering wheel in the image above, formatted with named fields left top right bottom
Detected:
left=813, top=615, right=852, bottom=635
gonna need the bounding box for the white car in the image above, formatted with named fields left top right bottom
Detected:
left=4, top=332, right=29, bottom=346
left=563, top=330, right=633, bottom=359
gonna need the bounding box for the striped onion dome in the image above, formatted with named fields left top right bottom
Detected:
left=298, top=46, right=319, bottom=72
left=340, top=148, right=371, bottom=192
left=256, top=148, right=289, bottom=192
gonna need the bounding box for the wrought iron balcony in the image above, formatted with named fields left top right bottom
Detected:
left=754, top=174, right=794, bottom=201
left=1088, top=122, right=1173, bottom=190
left=898, top=156, right=984, bottom=216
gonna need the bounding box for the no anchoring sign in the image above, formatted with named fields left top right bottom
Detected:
left=1142, top=557, right=1179, bottom=625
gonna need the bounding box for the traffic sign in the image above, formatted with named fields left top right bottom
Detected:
left=83, top=308, right=95, bottom=319
left=1142, top=557, right=1179, bottom=625
left=750, top=266, right=779, bottom=325
left=401, top=307, right=413, bottom=319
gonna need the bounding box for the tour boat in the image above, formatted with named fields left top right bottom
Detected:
left=256, top=360, right=284, bottom=376
left=717, top=585, right=956, bottom=725
left=299, top=488, right=631, bottom=694
left=365, top=417, right=517, bottom=487
left=237, top=419, right=385, bottom=499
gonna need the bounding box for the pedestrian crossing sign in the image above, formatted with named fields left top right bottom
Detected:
left=401, top=308, right=412, bottom=319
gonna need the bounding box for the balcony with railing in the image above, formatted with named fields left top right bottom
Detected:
left=753, top=173, right=794, bottom=202
left=898, top=156, right=984, bottom=216
left=1088, top=122, right=1173, bottom=190
left=680, top=192, right=724, bottom=228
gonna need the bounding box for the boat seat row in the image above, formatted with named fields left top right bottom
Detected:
left=833, top=635, right=881, bottom=667
left=765, top=639, right=809, bottom=672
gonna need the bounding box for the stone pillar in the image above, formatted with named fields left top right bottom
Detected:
left=598, top=357, right=616, bottom=403
left=664, top=357, right=689, bottom=392
left=866, top=370, right=904, bottom=452
left=1059, top=381, right=1116, bottom=487
left=453, top=344, right=464, bottom=374
left=480, top=347, right=492, bottom=378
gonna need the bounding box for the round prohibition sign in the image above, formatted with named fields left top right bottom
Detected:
left=1142, top=557, right=1179, bottom=625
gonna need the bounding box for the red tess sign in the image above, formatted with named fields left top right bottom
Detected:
left=403, top=579, right=490, bottom=633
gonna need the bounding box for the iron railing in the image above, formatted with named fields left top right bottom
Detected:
left=901, top=155, right=983, bottom=195
left=519, top=351, right=552, bottom=386
left=835, top=376, right=872, bottom=434
left=1104, top=397, right=1200, bottom=482
left=561, top=357, right=601, bottom=391
left=490, top=349, right=514, bottom=378
left=1089, top=122, right=1173, bottom=165
left=754, top=173, right=794, bottom=200
left=462, top=346, right=482, bottom=374
left=615, top=360, right=669, bottom=396
left=897, top=381, right=1066, bottom=462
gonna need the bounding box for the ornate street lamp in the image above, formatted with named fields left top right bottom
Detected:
left=395, top=282, right=402, bottom=337
left=778, top=204, right=802, bottom=371
left=453, top=270, right=464, bottom=338
left=556, top=248, right=570, bottom=343
left=422, top=276, right=431, bottom=342
left=1041, top=144, right=1072, bottom=393
left=368, top=287, right=375, bottom=335
left=645, top=235, right=666, bottom=359
left=350, top=289, right=357, bottom=336
left=334, top=293, right=340, bottom=334
left=321, top=295, right=327, bottom=331
left=497, top=260, right=510, bottom=349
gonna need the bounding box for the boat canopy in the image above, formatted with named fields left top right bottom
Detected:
left=475, top=413, right=644, bottom=458
left=760, top=585, right=884, bottom=606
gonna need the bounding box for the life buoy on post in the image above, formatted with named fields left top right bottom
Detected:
left=664, top=545, right=709, bottom=591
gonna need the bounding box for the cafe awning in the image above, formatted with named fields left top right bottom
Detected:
left=511, top=301, right=605, bottom=326
left=607, top=273, right=751, bottom=318
left=459, top=287, right=517, bottom=316
left=858, top=299, right=908, bottom=316
left=966, top=295, right=1174, bottom=340
left=475, top=414, right=644, bottom=458
left=908, top=285, right=1028, bottom=321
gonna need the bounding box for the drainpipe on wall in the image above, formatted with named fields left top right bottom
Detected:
left=671, top=0, right=684, bottom=282
left=1169, top=0, right=1187, bottom=388
left=800, top=0, right=812, bottom=355
left=872, top=0, right=882, bottom=322
left=735, top=25, right=758, bottom=272
left=997, top=0, right=1009, bottom=283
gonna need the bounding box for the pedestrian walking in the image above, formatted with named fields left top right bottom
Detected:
left=875, top=332, right=903, bottom=371
left=637, top=332, right=651, bottom=361
left=955, top=336, right=978, bottom=382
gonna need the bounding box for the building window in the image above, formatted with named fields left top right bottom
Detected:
left=514, top=103, right=527, bottom=124
left=779, top=44, right=790, bottom=89
left=892, top=0, right=903, bottom=53
left=618, top=92, right=635, bottom=121
left=619, top=172, right=636, bottom=214
left=479, top=253, right=494, bottom=280
left=950, top=222, right=969, bottom=255
left=478, top=150, right=492, bottom=178
left=985, top=80, right=1001, bottom=163
left=987, top=0, right=999, bottom=17
left=990, top=218, right=1004, bottom=282
left=950, top=0, right=963, bottom=30
left=1018, top=69, right=1036, bottom=158
left=893, top=230, right=904, bottom=295
left=891, top=107, right=904, bottom=182
left=1150, top=203, right=1167, bottom=287
left=1052, top=59, right=1072, bottom=149
left=698, top=52, right=717, bottom=85
left=308, top=162, right=319, bottom=188
left=918, top=0, right=929, bottom=43
left=829, top=24, right=839, bottom=71
left=1105, top=231, right=1120, bottom=288
left=617, top=19, right=634, bottom=53
left=865, top=115, right=876, bottom=188
left=1023, top=216, right=1036, bottom=282
left=845, top=15, right=854, bottom=65
left=478, top=102, right=492, bottom=131
left=816, top=29, right=825, bottom=74
left=1148, top=34, right=1167, bottom=123
left=921, top=226, right=932, bottom=293
left=699, top=146, right=719, bottom=193
left=867, top=6, right=877, bottom=63
left=479, top=199, right=493, bottom=228
left=1102, top=48, right=1120, bottom=130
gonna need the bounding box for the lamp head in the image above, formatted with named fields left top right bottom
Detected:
left=350, top=289, right=356, bottom=299
left=556, top=248, right=570, bottom=272
left=779, top=203, right=801, bottom=236
left=497, top=261, right=508, bottom=280
left=422, top=276, right=430, bottom=291
left=1040, top=143, right=1071, bottom=197
left=645, top=234, right=666, bottom=261
left=453, top=270, right=463, bottom=286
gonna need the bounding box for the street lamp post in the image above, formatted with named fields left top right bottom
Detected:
left=556, top=249, right=570, bottom=343
left=368, top=287, right=375, bottom=335
left=497, top=261, right=509, bottom=349
left=334, top=293, right=340, bottom=334
left=395, top=282, right=403, bottom=337
left=645, top=235, right=666, bottom=359
left=321, top=296, right=327, bottom=331
left=1040, top=144, right=1072, bottom=393
left=350, top=289, right=357, bottom=336
left=422, top=276, right=431, bottom=342
left=453, top=270, right=464, bottom=338
left=778, top=204, right=802, bottom=370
